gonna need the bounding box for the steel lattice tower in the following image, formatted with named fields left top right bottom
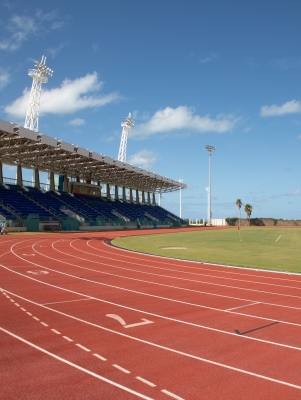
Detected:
left=118, top=113, right=134, bottom=162
left=24, top=55, right=53, bottom=132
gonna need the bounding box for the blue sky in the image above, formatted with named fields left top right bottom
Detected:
left=0, top=0, right=301, bottom=220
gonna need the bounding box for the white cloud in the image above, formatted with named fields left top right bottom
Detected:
left=4, top=72, right=122, bottom=119
left=260, top=100, right=301, bottom=117
left=128, top=150, right=160, bottom=169
left=0, top=68, right=10, bottom=90
left=199, top=53, right=217, bottom=64
left=0, top=9, right=65, bottom=51
left=46, top=43, right=66, bottom=58
left=130, top=106, right=238, bottom=139
left=0, top=15, right=36, bottom=50
left=292, top=189, right=301, bottom=196
left=68, top=118, right=85, bottom=127
left=270, top=57, right=301, bottom=69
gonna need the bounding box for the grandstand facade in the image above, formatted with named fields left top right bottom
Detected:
left=0, top=119, right=187, bottom=231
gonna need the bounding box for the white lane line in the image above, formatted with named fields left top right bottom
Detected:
left=5, top=273, right=301, bottom=355
left=11, top=243, right=301, bottom=330
left=40, top=322, right=48, bottom=327
left=227, top=302, right=260, bottom=311
left=136, top=376, right=156, bottom=387
left=113, top=364, right=131, bottom=374
left=14, top=303, right=20, bottom=307
left=34, top=239, right=301, bottom=305
left=18, top=237, right=301, bottom=321
left=93, top=353, right=107, bottom=361
left=42, top=298, right=93, bottom=305
left=105, top=238, right=301, bottom=281
left=84, top=239, right=301, bottom=290
left=161, top=389, right=184, bottom=400
left=7, top=290, right=301, bottom=390
left=76, top=343, right=91, bottom=352
left=33, top=317, right=40, bottom=321
left=276, top=236, right=282, bottom=242
left=63, top=336, right=73, bottom=342
left=0, top=327, right=153, bottom=400
left=26, top=312, right=32, bottom=316
left=21, top=307, right=26, bottom=311
left=10, top=299, right=15, bottom=302
left=51, top=329, right=61, bottom=335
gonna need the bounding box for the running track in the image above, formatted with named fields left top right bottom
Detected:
left=1, top=227, right=301, bottom=399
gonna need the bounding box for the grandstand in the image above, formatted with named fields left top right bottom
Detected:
left=0, top=119, right=187, bottom=231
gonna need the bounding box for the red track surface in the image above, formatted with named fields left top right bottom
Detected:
left=1, top=227, right=301, bottom=399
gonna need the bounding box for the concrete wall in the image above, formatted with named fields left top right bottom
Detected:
left=233, top=218, right=301, bottom=227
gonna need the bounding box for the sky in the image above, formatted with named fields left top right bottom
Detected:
left=0, top=0, right=300, bottom=220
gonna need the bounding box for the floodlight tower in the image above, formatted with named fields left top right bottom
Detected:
left=205, top=145, right=216, bottom=225
left=179, top=179, right=184, bottom=218
left=118, top=113, right=134, bottom=162
left=24, top=55, right=53, bottom=132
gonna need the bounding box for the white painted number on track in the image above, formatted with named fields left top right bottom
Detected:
left=106, top=314, right=154, bottom=329
left=27, top=270, right=49, bottom=275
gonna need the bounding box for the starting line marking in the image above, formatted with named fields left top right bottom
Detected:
left=227, top=302, right=260, bottom=311
left=63, top=336, right=73, bottom=342
left=0, top=327, right=153, bottom=400
left=76, top=343, right=91, bottom=352
left=276, top=235, right=282, bottom=242
left=161, top=389, right=184, bottom=400
left=136, top=376, right=156, bottom=387
left=113, top=364, right=131, bottom=374
left=93, top=353, right=107, bottom=361
left=27, top=270, right=49, bottom=275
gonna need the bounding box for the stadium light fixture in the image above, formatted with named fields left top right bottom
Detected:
left=179, top=179, right=183, bottom=219
left=205, top=145, right=216, bottom=225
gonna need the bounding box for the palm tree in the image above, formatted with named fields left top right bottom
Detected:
left=244, top=204, right=253, bottom=225
left=236, top=199, right=242, bottom=229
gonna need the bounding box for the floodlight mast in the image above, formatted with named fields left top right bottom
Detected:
left=118, top=113, right=134, bottom=162
left=24, top=55, right=53, bottom=132
left=179, top=179, right=184, bottom=218
left=205, top=145, right=216, bottom=225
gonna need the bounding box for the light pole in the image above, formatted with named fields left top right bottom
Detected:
left=179, top=179, right=183, bottom=218
left=205, top=145, right=216, bottom=225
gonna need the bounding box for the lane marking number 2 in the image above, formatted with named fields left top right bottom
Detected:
left=106, top=314, right=154, bottom=329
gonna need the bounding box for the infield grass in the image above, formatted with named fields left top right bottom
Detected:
left=113, top=227, right=301, bottom=273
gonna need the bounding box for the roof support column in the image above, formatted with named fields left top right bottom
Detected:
left=49, top=172, right=55, bottom=191
left=98, top=182, right=102, bottom=197
left=135, top=189, right=139, bottom=203
left=142, top=191, right=145, bottom=204
left=122, top=187, right=126, bottom=201
left=115, top=185, right=118, bottom=200
left=17, top=164, right=23, bottom=186
left=106, top=184, right=111, bottom=200
left=34, top=168, right=40, bottom=189
left=0, top=161, right=3, bottom=185
left=63, top=174, right=69, bottom=193
left=129, top=188, right=133, bottom=202
left=152, top=192, right=156, bottom=205
left=147, top=192, right=151, bottom=205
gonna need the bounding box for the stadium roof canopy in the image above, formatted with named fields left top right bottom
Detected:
left=0, top=119, right=186, bottom=193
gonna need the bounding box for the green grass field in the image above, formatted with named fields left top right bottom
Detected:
left=113, top=227, right=301, bottom=273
